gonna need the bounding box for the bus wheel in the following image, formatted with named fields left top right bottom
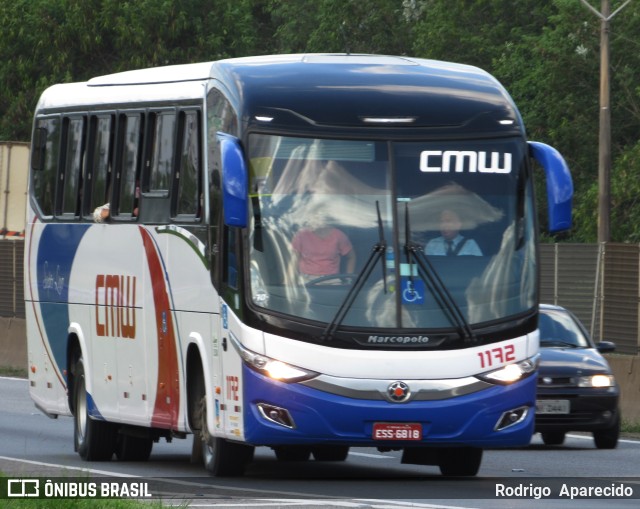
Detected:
left=541, top=432, right=566, bottom=446
left=116, top=434, right=153, bottom=461
left=312, top=446, right=349, bottom=461
left=437, top=447, right=482, bottom=476
left=199, top=396, right=254, bottom=476
left=73, top=357, right=116, bottom=461
left=274, top=446, right=311, bottom=461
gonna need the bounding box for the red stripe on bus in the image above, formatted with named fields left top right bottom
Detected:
left=140, top=227, right=180, bottom=429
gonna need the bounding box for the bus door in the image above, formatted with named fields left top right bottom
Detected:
left=215, top=226, right=246, bottom=440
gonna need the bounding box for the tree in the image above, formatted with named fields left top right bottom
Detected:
left=0, top=0, right=275, bottom=140
left=266, top=0, right=411, bottom=55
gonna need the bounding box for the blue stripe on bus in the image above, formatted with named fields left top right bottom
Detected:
left=36, top=223, right=91, bottom=378
left=241, top=365, right=535, bottom=448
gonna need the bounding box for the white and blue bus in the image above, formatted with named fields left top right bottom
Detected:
left=25, top=54, right=572, bottom=476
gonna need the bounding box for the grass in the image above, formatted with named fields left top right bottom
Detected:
left=0, top=366, right=28, bottom=378
left=622, top=420, right=640, bottom=434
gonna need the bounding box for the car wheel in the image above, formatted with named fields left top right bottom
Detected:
left=541, top=432, right=565, bottom=446
left=593, top=412, right=620, bottom=449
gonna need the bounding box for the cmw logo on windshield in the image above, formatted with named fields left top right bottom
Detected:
left=420, top=150, right=512, bottom=174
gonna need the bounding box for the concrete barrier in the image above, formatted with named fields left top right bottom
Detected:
left=607, top=355, right=640, bottom=424
left=1, top=317, right=638, bottom=424
left=0, top=317, right=26, bottom=371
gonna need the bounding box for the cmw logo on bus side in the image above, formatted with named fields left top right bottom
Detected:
left=420, top=150, right=512, bottom=174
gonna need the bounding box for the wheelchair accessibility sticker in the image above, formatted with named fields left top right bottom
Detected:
left=401, top=278, right=425, bottom=305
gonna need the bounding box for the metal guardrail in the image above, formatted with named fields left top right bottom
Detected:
left=0, top=239, right=24, bottom=318
left=540, top=243, right=639, bottom=354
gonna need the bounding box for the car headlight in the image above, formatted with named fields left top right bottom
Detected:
left=578, top=374, right=615, bottom=388
left=230, top=334, right=318, bottom=383
left=477, top=355, right=539, bottom=385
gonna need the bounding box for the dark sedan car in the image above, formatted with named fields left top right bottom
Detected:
left=535, top=304, right=620, bottom=448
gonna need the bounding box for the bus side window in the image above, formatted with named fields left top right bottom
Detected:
left=31, top=117, right=60, bottom=217
left=114, top=113, right=143, bottom=218
left=173, top=110, right=201, bottom=217
left=58, top=116, right=85, bottom=218
left=147, top=111, right=176, bottom=196
left=224, top=227, right=239, bottom=291
left=86, top=115, right=114, bottom=218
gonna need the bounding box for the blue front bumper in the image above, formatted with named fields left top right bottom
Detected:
left=241, top=365, right=535, bottom=449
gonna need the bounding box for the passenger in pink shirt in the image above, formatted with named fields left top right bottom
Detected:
left=292, top=226, right=356, bottom=281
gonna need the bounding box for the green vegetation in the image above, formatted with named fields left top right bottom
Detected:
left=1, top=0, right=640, bottom=241
left=622, top=420, right=640, bottom=435
left=0, top=366, right=28, bottom=379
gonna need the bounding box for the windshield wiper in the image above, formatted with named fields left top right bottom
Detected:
left=404, top=203, right=477, bottom=345
left=321, top=201, right=387, bottom=342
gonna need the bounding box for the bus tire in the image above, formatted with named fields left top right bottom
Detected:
left=199, top=396, right=254, bottom=476
left=312, top=446, right=349, bottom=461
left=116, top=434, right=153, bottom=461
left=541, top=432, right=565, bottom=446
left=437, top=447, right=482, bottom=476
left=274, top=446, right=311, bottom=461
left=73, top=357, right=116, bottom=461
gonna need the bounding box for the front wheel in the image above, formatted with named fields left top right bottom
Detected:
left=438, top=447, right=483, bottom=476
left=593, top=412, right=620, bottom=449
left=73, top=357, right=116, bottom=461
left=198, top=396, right=254, bottom=476
left=312, top=446, right=349, bottom=461
left=541, top=432, right=566, bottom=446
left=274, top=446, right=311, bottom=461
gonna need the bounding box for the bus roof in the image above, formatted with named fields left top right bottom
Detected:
left=35, top=54, right=523, bottom=135
left=213, top=54, right=523, bottom=134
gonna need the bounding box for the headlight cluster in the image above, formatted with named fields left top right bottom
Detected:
left=230, top=334, right=318, bottom=383
left=477, top=355, right=539, bottom=385
left=578, top=374, right=615, bottom=388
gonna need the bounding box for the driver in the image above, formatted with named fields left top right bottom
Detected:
left=292, top=221, right=356, bottom=284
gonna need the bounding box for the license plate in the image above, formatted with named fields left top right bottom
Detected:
left=536, top=399, right=570, bottom=414
left=372, top=422, right=422, bottom=441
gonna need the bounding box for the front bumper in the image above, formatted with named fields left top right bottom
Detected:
left=241, top=365, right=536, bottom=449
left=535, top=387, right=619, bottom=432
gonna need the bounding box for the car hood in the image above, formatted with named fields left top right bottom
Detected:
left=538, top=347, right=612, bottom=377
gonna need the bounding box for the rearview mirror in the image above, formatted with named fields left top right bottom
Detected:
left=219, top=134, right=248, bottom=228
left=529, top=141, right=573, bottom=233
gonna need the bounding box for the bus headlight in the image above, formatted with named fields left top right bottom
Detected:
left=230, top=335, right=318, bottom=383
left=477, top=355, right=539, bottom=385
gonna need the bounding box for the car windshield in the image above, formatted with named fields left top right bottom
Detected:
left=246, top=134, right=537, bottom=332
left=538, top=309, right=591, bottom=348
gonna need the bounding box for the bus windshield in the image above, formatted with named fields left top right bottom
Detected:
left=247, top=134, right=536, bottom=332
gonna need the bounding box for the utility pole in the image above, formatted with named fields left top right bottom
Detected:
left=579, top=0, right=631, bottom=243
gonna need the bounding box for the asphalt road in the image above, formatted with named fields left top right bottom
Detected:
left=1, top=376, right=639, bottom=508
